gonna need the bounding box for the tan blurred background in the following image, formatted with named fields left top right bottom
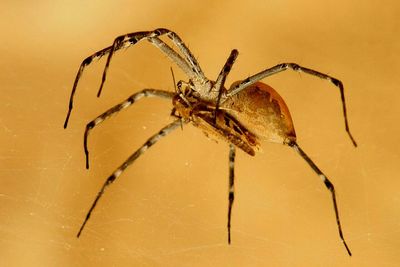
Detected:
left=1, top=0, right=400, bottom=266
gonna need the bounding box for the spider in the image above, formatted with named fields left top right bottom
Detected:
left=64, top=28, right=357, bottom=256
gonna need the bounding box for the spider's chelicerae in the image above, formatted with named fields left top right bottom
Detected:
left=64, top=28, right=357, bottom=255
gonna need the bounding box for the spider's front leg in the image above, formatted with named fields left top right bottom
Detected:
left=83, top=89, right=174, bottom=169
left=64, top=31, right=186, bottom=128
left=64, top=46, right=112, bottom=128
left=64, top=28, right=206, bottom=128
left=99, top=30, right=201, bottom=97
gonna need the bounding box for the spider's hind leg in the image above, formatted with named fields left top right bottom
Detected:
left=226, top=63, right=357, bottom=147
left=289, top=141, right=352, bottom=256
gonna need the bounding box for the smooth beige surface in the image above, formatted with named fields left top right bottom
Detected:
left=1, top=1, right=400, bottom=266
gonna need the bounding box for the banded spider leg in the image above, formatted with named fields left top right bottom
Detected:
left=224, top=63, right=357, bottom=147
left=83, top=89, right=174, bottom=169
left=227, top=144, right=236, bottom=244
left=64, top=28, right=208, bottom=128
left=289, top=141, right=352, bottom=256
left=77, top=119, right=182, bottom=237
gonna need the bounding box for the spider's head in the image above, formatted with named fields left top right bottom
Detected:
left=172, top=92, right=193, bottom=120
left=172, top=81, right=206, bottom=121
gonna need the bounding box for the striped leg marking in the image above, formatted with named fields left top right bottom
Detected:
left=290, top=141, right=352, bottom=256
left=84, top=89, right=174, bottom=169
left=226, top=63, right=357, bottom=147
left=227, top=144, right=236, bottom=244
left=97, top=28, right=205, bottom=98
left=77, top=119, right=182, bottom=238
left=214, top=49, right=239, bottom=122
left=164, top=30, right=206, bottom=80
left=64, top=28, right=203, bottom=128
left=64, top=46, right=112, bottom=128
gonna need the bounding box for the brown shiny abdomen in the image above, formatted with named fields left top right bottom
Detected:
left=222, top=82, right=296, bottom=145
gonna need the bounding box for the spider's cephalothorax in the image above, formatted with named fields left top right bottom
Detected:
left=172, top=84, right=260, bottom=156
left=64, top=28, right=356, bottom=256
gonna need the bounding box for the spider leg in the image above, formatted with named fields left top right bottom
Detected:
left=289, top=141, right=352, bottom=256
left=64, top=29, right=197, bottom=128
left=226, top=63, right=357, bottom=147
left=64, top=46, right=112, bottom=128
left=84, top=89, right=174, bottom=169
left=77, top=119, right=182, bottom=238
left=214, top=49, right=239, bottom=122
left=163, top=29, right=206, bottom=81
left=98, top=28, right=208, bottom=98
left=227, top=144, right=236, bottom=244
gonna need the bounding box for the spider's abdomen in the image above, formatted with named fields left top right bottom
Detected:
left=223, top=82, right=296, bottom=145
